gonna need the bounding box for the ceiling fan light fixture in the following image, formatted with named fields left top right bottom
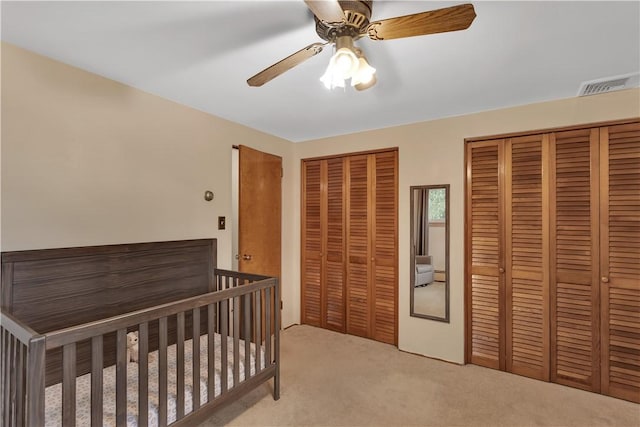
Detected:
left=332, top=48, right=359, bottom=79
left=354, top=73, right=377, bottom=91
left=351, top=53, right=376, bottom=89
left=320, top=60, right=347, bottom=89
left=331, top=36, right=359, bottom=79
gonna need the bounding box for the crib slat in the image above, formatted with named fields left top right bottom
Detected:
left=138, top=323, right=149, bottom=427
left=91, top=335, right=103, bottom=427
left=221, top=299, right=228, bottom=393
left=26, top=335, right=45, bottom=427
left=274, top=280, right=281, bottom=400
left=63, top=343, right=76, bottom=427
left=233, top=296, right=240, bottom=387
left=177, top=312, right=185, bottom=419
left=207, top=304, right=215, bottom=400
left=11, top=337, right=19, bottom=426
left=192, top=308, right=201, bottom=410
left=116, top=329, right=127, bottom=427
left=244, top=293, right=251, bottom=381
left=3, top=328, right=8, bottom=426
left=265, top=287, right=271, bottom=369
left=8, top=335, right=16, bottom=427
left=255, top=291, right=262, bottom=372
left=159, top=317, right=168, bottom=427
left=16, top=343, right=25, bottom=427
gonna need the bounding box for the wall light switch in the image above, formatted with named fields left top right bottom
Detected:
left=218, top=216, right=226, bottom=230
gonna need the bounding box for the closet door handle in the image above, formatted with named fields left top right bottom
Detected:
left=499, top=267, right=505, bottom=273
left=601, top=277, right=609, bottom=283
left=242, top=254, right=253, bottom=261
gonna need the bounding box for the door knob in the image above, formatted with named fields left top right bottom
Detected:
left=242, top=254, right=253, bottom=261
left=499, top=267, right=505, bottom=273
left=601, top=277, right=609, bottom=283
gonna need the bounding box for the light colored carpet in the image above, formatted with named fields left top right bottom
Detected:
left=414, top=281, right=446, bottom=318
left=202, top=325, right=640, bottom=427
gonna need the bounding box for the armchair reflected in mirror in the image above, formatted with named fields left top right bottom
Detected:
left=410, top=184, right=450, bottom=322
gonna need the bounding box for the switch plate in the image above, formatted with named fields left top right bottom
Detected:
left=218, top=216, right=226, bottom=230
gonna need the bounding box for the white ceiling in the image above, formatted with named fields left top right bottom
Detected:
left=2, top=1, right=639, bottom=142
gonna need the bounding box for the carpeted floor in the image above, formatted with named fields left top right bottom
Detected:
left=414, top=281, right=446, bottom=318
left=202, top=325, right=639, bottom=427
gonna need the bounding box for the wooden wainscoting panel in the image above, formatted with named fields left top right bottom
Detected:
left=600, top=122, right=640, bottom=403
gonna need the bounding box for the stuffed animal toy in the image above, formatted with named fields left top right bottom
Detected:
left=126, top=331, right=155, bottom=363
left=127, top=332, right=139, bottom=363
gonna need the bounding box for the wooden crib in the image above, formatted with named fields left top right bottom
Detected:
left=0, top=239, right=280, bottom=426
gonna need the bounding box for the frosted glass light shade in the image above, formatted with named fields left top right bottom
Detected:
left=351, top=57, right=376, bottom=87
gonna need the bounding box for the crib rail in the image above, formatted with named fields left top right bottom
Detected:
left=0, top=311, right=46, bottom=426
left=2, top=271, right=279, bottom=427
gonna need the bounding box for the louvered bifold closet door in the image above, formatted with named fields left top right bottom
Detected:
left=346, top=155, right=372, bottom=338
left=324, top=158, right=346, bottom=332
left=550, top=129, right=600, bottom=392
left=302, top=160, right=323, bottom=326
left=600, top=122, right=640, bottom=403
left=372, top=151, right=398, bottom=345
left=467, top=140, right=504, bottom=369
left=505, top=135, right=550, bottom=380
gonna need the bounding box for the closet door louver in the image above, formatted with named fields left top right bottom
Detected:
left=325, top=158, right=346, bottom=332
left=550, top=128, right=600, bottom=391
left=467, top=140, right=504, bottom=369
left=301, top=160, right=322, bottom=326
left=346, top=155, right=372, bottom=338
left=600, top=123, right=640, bottom=403
left=372, top=151, right=398, bottom=345
left=505, top=135, right=550, bottom=380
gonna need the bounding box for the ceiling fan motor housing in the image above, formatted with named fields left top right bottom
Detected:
left=315, top=0, right=373, bottom=41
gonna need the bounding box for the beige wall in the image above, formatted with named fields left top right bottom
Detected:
left=293, top=88, right=640, bottom=363
left=3, top=42, right=639, bottom=364
left=0, top=42, right=299, bottom=326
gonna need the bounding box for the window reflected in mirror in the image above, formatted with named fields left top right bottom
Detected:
left=410, top=184, right=450, bottom=322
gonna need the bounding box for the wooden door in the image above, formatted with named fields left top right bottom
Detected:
left=466, top=140, right=505, bottom=370
left=371, top=151, right=398, bottom=345
left=238, top=145, right=282, bottom=334
left=504, top=134, right=550, bottom=380
left=549, top=128, right=601, bottom=392
left=302, top=149, right=397, bottom=344
left=600, top=122, right=640, bottom=403
left=324, top=158, right=346, bottom=332
left=301, top=158, right=346, bottom=331
left=346, top=154, right=372, bottom=339
left=301, top=160, right=322, bottom=326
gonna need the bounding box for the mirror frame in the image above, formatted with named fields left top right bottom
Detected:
left=410, top=184, right=450, bottom=322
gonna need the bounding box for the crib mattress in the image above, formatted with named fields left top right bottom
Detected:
left=45, top=333, right=265, bottom=426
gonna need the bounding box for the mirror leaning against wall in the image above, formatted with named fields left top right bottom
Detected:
left=410, top=184, right=450, bottom=322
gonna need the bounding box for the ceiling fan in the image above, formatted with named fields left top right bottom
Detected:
left=247, top=1, right=476, bottom=90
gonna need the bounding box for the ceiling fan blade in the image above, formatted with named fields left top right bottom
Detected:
left=367, top=3, right=476, bottom=41
left=304, top=0, right=345, bottom=25
left=247, top=43, right=326, bottom=87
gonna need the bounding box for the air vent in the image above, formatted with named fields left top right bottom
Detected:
left=578, top=73, right=640, bottom=96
